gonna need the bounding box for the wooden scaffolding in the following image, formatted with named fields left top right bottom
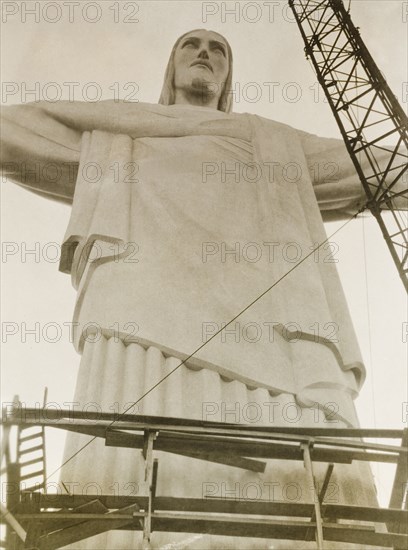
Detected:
left=1, top=401, right=407, bottom=549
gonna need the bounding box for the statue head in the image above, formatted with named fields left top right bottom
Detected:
left=159, top=29, right=233, bottom=113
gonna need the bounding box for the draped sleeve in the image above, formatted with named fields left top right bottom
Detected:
left=0, top=100, right=173, bottom=202
left=0, top=102, right=83, bottom=202
left=297, top=128, right=408, bottom=220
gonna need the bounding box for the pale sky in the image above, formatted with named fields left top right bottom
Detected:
left=1, top=0, right=407, bottom=507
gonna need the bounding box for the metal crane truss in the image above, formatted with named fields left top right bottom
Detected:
left=289, top=0, right=408, bottom=290
left=1, top=404, right=407, bottom=550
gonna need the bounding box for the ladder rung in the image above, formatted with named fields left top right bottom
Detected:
left=20, top=469, right=45, bottom=481
left=22, top=482, right=45, bottom=492
left=19, top=432, right=43, bottom=444
left=20, top=457, right=44, bottom=468
left=18, top=444, right=44, bottom=456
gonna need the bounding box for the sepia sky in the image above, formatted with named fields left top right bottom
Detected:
left=1, top=0, right=407, bottom=505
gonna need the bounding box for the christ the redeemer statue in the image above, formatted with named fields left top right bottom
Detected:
left=1, top=29, right=396, bottom=549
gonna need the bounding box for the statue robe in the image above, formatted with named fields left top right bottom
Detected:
left=1, top=100, right=379, bottom=421
left=2, top=100, right=394, bottom=549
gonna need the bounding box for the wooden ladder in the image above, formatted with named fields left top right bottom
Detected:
left=16, top=388, right=48, bottom=494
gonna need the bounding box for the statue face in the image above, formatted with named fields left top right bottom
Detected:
left=173, top=29, right=229, bottom=102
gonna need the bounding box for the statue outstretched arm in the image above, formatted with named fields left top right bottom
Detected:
left=297, top=129, right=407, bottom=220
left=0, top=100, right=166, bottom=202
left=1, top=102, right=85, bottom=202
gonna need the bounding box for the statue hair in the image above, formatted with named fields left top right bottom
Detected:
left=158, top=29, right=233, bottom=113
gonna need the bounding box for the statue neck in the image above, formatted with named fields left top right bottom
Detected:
left=174, top=88, right=220, bottom=110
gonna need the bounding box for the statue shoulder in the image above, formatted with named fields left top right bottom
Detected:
left=244, top=112, right=301, bottom=136
left=242, top=112, right=342, bottom=154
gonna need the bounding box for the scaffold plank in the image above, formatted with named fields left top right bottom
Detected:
left=168, top=447, right=267, bottom=472
left=3, top=406, right=404, bottom=439
left=36, top=504, right=140, bottom=550
left=11, top=499, right=408, bottom=525
left=105, top=428, right=399, bottom=465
